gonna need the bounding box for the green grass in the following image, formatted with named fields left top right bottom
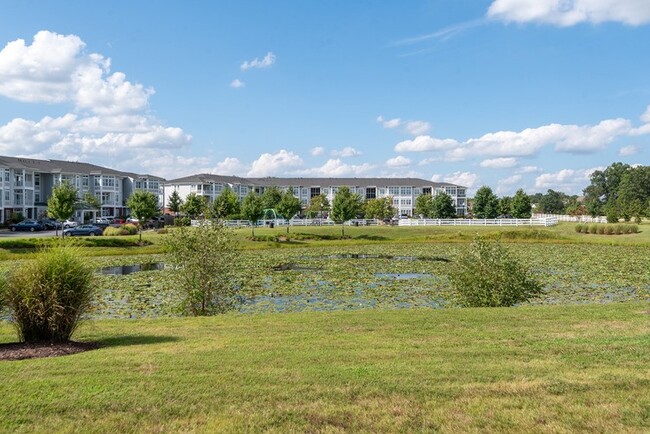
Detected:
left=1, top=303, right=649, bottom=432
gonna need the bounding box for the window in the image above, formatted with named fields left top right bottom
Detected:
left=4, top=190, right=9, bottom=202
left=102, top=192, right=111, bottom=204
left=82, top=176, right=89, bottom=189
left=366, top=187, right=376, bottom=200
left=4, top=169, right=9, bottom=183
left=379, top=188, right=386, bottom=196
left=301, top=188, right=309, bottom=197
left=400, top=187, right=412, bottom=196
left=388, top=187, right=400, bottom=196
left=445, top=187, right=456, bottom=196
left=457, top=188, right=466, bottom=197
left=310, top=187, right=321, bottom=198
left=136, top=181, right=143, bottom=189
left=422, top=187, right=432, bottom=195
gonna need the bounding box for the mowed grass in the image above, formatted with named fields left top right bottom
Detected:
left=1, top=303, right=649, bottom=432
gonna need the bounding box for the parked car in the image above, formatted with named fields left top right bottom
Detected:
left=38, top=218, right=62, bottom=230
left=89, top=220, right=110, bottom=230
left=9, top=219, right=45, bottom=232
left=63, top=219, right=79, bottom=229
left=63, top=225, right=103, bottom=237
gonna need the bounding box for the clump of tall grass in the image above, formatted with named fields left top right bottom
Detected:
left=0, top=244, right=95, bottom=343
left=103, top=223, right=139, bottom=236
left=575, top=223, right=638, bottom=235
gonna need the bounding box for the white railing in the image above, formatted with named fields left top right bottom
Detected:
left=532, top=213, right=607, bottom=223
left=398, top=217, right=558, bottom=227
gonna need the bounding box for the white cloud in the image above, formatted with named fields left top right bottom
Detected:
left=376, top=115, right=401, bottom=129
left=431, top=171, right=480, bottom=189
left=642, top=105, right=650, bottom=123
left=516, top=165, right=543, bottom=174
left=240, top=52, right=276, bottom=71
left=212, top=157, right=249, bottom=175
left=230, top=79, right=245, bottom=88
left=310, top=146, right=325, bottom=156
left=417, top=157, right=441, bottom=165
left=294, top=159, right=375, bottom=177
left=394, top=135, right=458, bottom=152
left=0, top=30, right=191, bottom=172
left=619, top=145, right=639, bottom=156
left=479, top=157, right=518, bottom=168
left=385, top=156, right=412, bottom=167
left=247, top=150, right=303, bottom=177
left=534, top=167, right=603, bottom=194
left=331, top=146, right=362, bottom=157
left=405, top=120, right=431, bottom=135
left=496, top=175, right=523, bottom=195
left=488, top=0, right=650, bottom=26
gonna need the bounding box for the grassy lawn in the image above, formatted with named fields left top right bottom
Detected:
left=1, top=303, right=649, bottom=432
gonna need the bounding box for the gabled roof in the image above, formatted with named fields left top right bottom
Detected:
left=247, top=177, right=466, bottom=189
left=0, top=155, right=162, bottom=179
left=166, top=173, right=252, bottom=185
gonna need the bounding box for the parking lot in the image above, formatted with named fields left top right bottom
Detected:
left=0, top=229, right=60, bottom=238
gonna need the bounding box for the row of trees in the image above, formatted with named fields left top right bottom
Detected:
left=472, top=187, right=532, bottom=219
left=583, top=163, right=650, bottom=222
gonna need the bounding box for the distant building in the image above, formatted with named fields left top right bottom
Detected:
left=164, top=174, right=467, bottom=217
left=0, top=155, right=163, bottom=223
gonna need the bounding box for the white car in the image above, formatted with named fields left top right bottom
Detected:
left=63, top=219, right=78, bottom=229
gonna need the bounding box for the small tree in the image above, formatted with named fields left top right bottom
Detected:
left=261, top=186, right=283, bottom=210
left=181, top=192, right=207, bottom=219
left=0, top=244, right=95, bottom=342
left=414, top=194, right=434, bottom=218
left=364, top=197, right=395, bottom=220
left=164, top=220, right=240, bottom=315
left=431, top=192, right=456, bottom=218
left=473, top=186, right=499, bottom=219
left=498, top=196, right=513, bottom=216
left=446, top=237, right=542, bottom=307
left=212, top=188, right=241, bottom=219
left=306, top=194, right=330, bottom=219
left=331, top=186, right=362, bottom=238
left=241, top=191, right=264, bottom=236
left=127, top=190, right=160, bottom=241
left=511, top=189, right=532, bottom=218
left=167, top=190, right=183, bottom=216
left=48, top=182, right=78, bottom=237
left=276, top=189, right=302, bottom=233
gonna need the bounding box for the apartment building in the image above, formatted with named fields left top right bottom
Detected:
left=164, top=174, right=467, bottom=217
left=0, top=156, right=163, bottom=223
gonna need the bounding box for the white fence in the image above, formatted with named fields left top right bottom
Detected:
left=398, top=217, right=558, bottom=227
left=532, top=213, right=607, bottom=223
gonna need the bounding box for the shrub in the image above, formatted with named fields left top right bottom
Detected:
left=103, top=226, right=123, bottom=236
left=446, top=237, right=542, bottom=307
left=630, top=224, right=639, bottom=234
left=164, top=220, right=241, bottom=315
left=597, top=225, right=605, bottom=234
left=0, top=245, right=95, bottom=343
left=174, top=217, right=191, bottom=227
left=614, top=224, right=623, bottom=235
left=604, top=225, right=614, bottom=235
left=122, top=223, right=138, bottom=235
left=574, top=223, right=583, bottom=233
left=588, top=224, right=598, bottom=234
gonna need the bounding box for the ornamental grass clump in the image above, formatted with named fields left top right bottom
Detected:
left=446, top=237, right=542, bottom=308
left=0, top=245, right=95, bottom=343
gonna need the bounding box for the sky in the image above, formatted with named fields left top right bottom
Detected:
left=0, top=0, right=649, bottom=196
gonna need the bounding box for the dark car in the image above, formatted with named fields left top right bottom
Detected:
left=63, top=224, right=104, bottom=237
left=89, top=220, right=110, bottom=230
left=39, top=218, right=62, bottom=230
left=9, top=220, right=45, bottom=232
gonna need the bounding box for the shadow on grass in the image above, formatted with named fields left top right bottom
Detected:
left=354, top=234, right=389, bottom=241
left=95, top=334, right=181, bottom=348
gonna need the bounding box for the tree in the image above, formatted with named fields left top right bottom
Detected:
left=616, top=166, right=650, bottom=223
left=414, top=194, right=434, bottom=218
left=47, top=182, right=78, bottom=237
left=538, top=189, right=567, bottom=214
left=331, top=186, right=362, bottom=238
left=473, top=186, right=499, bottom=219
left=181, top=192, right=207, bottom=219
left=306, top=194, right=330, bottom=219
left=261, top=186, right=283, bottom=210
left=583, top=162, right=631, bottom=216
left=82, top=192, right=101, bottom=210
left=212, top=188, right=240, bottom=219
left=498, top=196, right=512, bottom=216
left=241, top=191, right=264, bottom=236
left=127, top=190, right=160, bottom=242
left=276, top=189, right=302, bottom=233
left=164, top=220, right=240, bottom=315
left=364, top=197, right=395, bottom=220
left=511, top=189, right=532, bottom=218
left=167, top=190, right=183, bottom=215
left=431, top=192, right=456, bottom=218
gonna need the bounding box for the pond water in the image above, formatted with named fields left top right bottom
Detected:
left=99, top=262, right=165, bottom=275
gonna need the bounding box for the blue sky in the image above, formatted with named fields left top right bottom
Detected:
left=0, top=0, right=649, bottom=195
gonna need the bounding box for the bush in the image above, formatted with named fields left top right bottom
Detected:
left=122, top=223, right=138, bottom=235
left=174, top=217, right=191, bottom=227
left=446, top=237, right=542, bottom=307
left=588, top=224, right=598, bottom=234
left=604, top=225, right=614, bottom=235
left=597, top=225, right=605, bottom=235
left=614, top=224, right=623, bottom=235
left=574, top=223, right=583, bottom=233
left=0, top=245, right=95, bottom=343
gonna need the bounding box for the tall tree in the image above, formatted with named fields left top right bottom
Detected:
left=127, top=190, right=160, bottom=241
left=364, top=197, right=395, bottom=220
left=511, top=189, right=532, bottom=218
left=261, top=186, right=283, bottom=210
left=498, top=196, right=513, bottom=216
left=276, top=189, right=302, bottom=233
left=583, top=162, right=631, bottom=216
left=167, top=190, right=183, bottom=216
left=538, top=189, right=567, bottom=214
left=306, top=194, right=330, bottom=218
left=414, top=194, right=434, bottom=218
left=212, top=188, right=240, bottom=219
left=47, top=182, right=78, bottom=237
left=473, top=186, right=499, bottom=219
left=331, top=186, right=362, bottom=238
left=241, top=191, right=264, bottom=236
left=181, top=192, right=207, bottom=219
left=431, top=192, right=456, bottom=218
left=616, top=166, right=650, bottom=222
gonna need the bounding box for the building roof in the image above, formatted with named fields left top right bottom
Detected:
left=0, top=155, right=158, bottom=179
left=246, top=177, right=466, bottom=189
left=166, top=173, right=252, bottom=185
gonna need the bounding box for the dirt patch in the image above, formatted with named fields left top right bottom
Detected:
left=0, top=341, right=99, bottom=361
